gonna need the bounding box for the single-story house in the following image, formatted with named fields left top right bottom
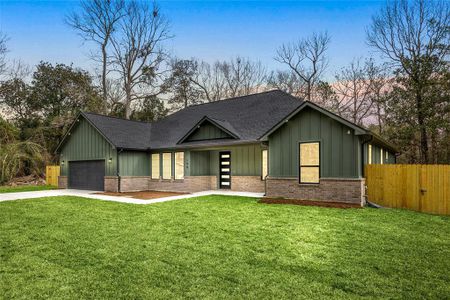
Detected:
left=56, top=90, right=397, bottom=205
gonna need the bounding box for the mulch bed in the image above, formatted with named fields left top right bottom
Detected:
left=95, top=190, right=188, bottom=200
left=260, top=198, right=362, bottom=209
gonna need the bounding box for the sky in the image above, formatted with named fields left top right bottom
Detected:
left=0, top=0, right=386, bottom=80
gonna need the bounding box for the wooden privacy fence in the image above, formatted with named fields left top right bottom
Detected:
left=365, top=164, right=450, bottom=215
left=46, top=165, right=60, bottom=187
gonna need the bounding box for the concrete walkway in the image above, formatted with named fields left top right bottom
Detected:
left=0, top=189, right=264, bottom=205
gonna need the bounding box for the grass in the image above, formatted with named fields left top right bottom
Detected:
left=1, top=196, right=449, bottom=299
left=0, top=185, right=57, bottom=193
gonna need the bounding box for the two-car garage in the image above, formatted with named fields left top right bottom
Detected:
left=68, top=160, right=105, bottom=191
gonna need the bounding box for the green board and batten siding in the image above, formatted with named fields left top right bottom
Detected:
left=363, top=143, right=396, bottom=165
left=268, top=107, right=361, bottom=178
left=119, top=151, right=150, bottom=176
left=186, top=122, right=232, bottom=142
left=186, top=144, right=264, bottom=176
left=59, top=118, right=117, bottom=176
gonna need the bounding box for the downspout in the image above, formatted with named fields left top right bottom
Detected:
left=117, top=148, right=124, bottom=193
left=264, top=174, right=268, bottom=197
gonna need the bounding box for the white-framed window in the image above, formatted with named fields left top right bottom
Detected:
left=262, top=149, right=268, bottom=180
left=162, top=153, right=172, bottom=179
left=380, top=148, right=384, bottom=164
left=174, top=152, right=184, bottom=180
left=299, top=142, right=320, bottom=184
left=151, top=153, right=160, bottom=179
left=368, top=144, right=372, bottom=164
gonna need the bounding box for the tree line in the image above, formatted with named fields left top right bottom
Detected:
left=0, top=0, right=448, bottom=183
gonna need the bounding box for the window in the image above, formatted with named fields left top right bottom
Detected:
left=151, top=154, right=160, bottom=179
left=262, top=150, right=268, bottom=180
left=299, top=142, right=320, bottom=184
left=368, top=144, right=372, bottom=164
left=174, top=152, right=184, bottom=180
left=162, top=153, right=172, bottom=179
left=380, top=148, right=384, bottom=164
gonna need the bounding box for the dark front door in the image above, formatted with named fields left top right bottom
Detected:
left=68, top=160, right=105, bottom=191
left=219, top=151, right=231, bottom=189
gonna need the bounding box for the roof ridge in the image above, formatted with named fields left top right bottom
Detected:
left=186, top=89, right=285, bottom=109
left=83, top=111, right=153, bottom=125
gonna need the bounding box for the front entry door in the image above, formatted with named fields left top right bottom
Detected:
left=219, top=151, right=231, bottom=189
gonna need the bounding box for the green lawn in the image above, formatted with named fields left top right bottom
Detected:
left=1, top=196, right=449, bottom=299
left=0, top=185, right=56, bottom=193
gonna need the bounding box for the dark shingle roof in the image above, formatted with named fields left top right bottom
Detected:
left=76, top=90, right=303, bottom=150
left=149, top=90, right=303, bottom=149
left=82, top=112, right=152, bottom=150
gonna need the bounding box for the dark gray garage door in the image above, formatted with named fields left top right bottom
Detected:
left=68, top=160, right=105, bottom=191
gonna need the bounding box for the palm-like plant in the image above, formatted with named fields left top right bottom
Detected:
left=0, top=141, right=47, bottom=184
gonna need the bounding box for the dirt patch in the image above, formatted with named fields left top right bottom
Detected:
left=260, top=198, right=362, bottom=209
left=95, top=190, right=188, bottom=200
left=7, top=175, right=46, bottom=186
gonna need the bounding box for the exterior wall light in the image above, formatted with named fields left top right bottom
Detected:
left=108, top=158, right=113, bottom=163
left=61, top=160, right=65, bottom=166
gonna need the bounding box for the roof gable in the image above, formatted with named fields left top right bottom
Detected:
left=55, top=112, right=115, bottom=153
left=56, top=112, right=152, bottom=152
left=178, top=116, right=240, bottom=144
left=258, top=101, right=368, bottom=140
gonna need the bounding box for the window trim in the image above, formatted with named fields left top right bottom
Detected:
left=174, top=151, right=184, bottom=180
left=162, top=152, right=172, bottom=180
left=151, top=153, right=160, bottom=180
left=298, top=141, right=320, bottom=184
left=261, top=149, right=268, bottom=180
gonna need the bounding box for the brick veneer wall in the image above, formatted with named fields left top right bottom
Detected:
left=114, top=175, right=266, bottom=193
left=58, top=176, right=68, bottom=189
left=147, top=176, right=217, bottom=193
left=62, top=175, right=267, bottom=194
left=231, top=176, right=265, bottom=193
left=105, top=176, right=119, bottom=192
left=266, top=177, right=365, bottom=205
left=120, top=176, right=149, bottom=192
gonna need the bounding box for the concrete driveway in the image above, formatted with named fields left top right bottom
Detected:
left=0, top=189, right=263, bottom=205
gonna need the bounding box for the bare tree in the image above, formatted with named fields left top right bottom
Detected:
left=184, top=57, right=267, bottom=104
left=110, top=1, right=172, bottom=119
left=366, top=61, right=391, bottom=134
left=67, top=0, right=125, bottom=112
left=0, top=33, right=8, bottom=76
left=275, top=32, right=331, bottom=101
left=332, top=58, right=376, bottom=125
left=6, top=60, right=32, bottom=81
left=267, top=70, right=305, bottom=97
left=218, top=56, right=267, bottom=98
left=367, top=0, right=450, bottom=162
left=189, top=60, right=227, bottom=102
